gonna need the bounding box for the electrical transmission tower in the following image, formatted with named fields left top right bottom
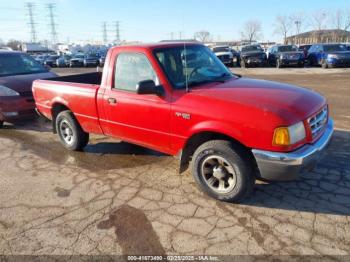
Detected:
left=114, top=21, right=120, bottom=42
left=102, top=22, right=108, bottom=44
left=46, top=3, right=58, bottom=44
left=25, top=2, right=37, bottom=43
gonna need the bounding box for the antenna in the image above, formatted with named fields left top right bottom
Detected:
left=102, top=22, right=108, bottom=44
left=180, top=13, right=189, bottom=92
left=25, top=2, right=37, bottom=43
left=115, top=21, right=120, bottom=42
left=183, top=42, right=189, bottom=92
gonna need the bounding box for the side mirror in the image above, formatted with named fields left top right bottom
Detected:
left=136, top=80, right=163, bottom=96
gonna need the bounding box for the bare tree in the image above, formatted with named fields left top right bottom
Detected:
left=332, top=9, right=350, bottom=31
left=240, top=20, right=262, bottom=44
left=6, top=40, right=21, bottom=50
left=194, top=31, right=211, bottom=43
left=312, top=10, right=328, bottom=31
left=331, top=9, right=350, bottom=41
left=274, top=15, right=292, bottom=44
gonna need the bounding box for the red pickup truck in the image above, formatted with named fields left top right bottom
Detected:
left=33, top=42, right=333, bottom=202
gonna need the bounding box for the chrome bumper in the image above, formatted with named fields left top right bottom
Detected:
left=252, top=118, right=334, bottom=181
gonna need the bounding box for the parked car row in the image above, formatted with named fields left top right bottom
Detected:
left=212, top=43, right=350, bottom=69
left=32, top=53, right=106, bottom=68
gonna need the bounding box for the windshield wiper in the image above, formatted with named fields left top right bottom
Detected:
left=211, top=72, right=233, bottom=82
left=187, top=79, right=214, bottom=87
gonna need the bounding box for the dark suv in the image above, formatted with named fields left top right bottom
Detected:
left=268, top=45, right=305, bottom=68
left=238, top=45, right=267, bottom=68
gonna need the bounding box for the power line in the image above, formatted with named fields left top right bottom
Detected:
left=25, top=2, right=37, bottom=43
left=102, top=22, right=108, bottom=43
left=114, top=21, right=120, bottom=42
left=46, top=3, right=58, bottom=44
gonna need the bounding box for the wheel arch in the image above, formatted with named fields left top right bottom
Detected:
left=178, top=130, right=255, bottom=174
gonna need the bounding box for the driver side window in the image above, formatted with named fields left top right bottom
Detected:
left=114, top=53, right=159, bottom=92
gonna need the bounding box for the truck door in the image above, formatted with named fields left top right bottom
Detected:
left=102, top=51, right=171, bottom=153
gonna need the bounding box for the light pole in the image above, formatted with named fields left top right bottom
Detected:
left=295, top=20, right=301, bottom=44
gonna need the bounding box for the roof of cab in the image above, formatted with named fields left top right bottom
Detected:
left=109, top=42, right=203, bottom=52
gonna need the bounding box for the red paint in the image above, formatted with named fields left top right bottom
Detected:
left=33, top=43, right=327, bottom=155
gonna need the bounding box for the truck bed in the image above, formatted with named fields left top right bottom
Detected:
left=32, top=72, right=104, bottom=135
left=48, top=72, right=102, bottom=85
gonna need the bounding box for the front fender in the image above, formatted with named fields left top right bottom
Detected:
left=187, top=120, right=246, bottom=146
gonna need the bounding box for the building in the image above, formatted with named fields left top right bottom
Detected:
left=21, top=43, right=54, bottom=54
left=286, top=29, right=350, bottom=45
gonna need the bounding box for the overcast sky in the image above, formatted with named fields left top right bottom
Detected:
left=0, top=0, right=349, bottom=43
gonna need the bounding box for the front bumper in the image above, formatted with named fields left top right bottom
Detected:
left=281, top=58, right=304, bottom=66
left=70, top=60, right=84, bottom=66
left=252, top=118, right=334, bottom=181
left=246, top=57, right=266, bottom=66
left=327, top=57, right=350, bottom=67
left=84, top=60, right=99, bottom=65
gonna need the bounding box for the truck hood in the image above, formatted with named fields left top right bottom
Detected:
left=191, top=77, right=325, bottom=123
left=279, top=51, right=304, bottom=55
left=241, top=51, right=265, bottom=58
left=0, top=72, right=57, bottom=93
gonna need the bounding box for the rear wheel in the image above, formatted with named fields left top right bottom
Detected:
left=191, top=140, right=255, bottom=202
left=322, top=60, right=328, bottom=69
left=56, top=110, right=89, bottom=151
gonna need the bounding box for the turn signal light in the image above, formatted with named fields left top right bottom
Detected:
left=273, top=127, right=290, bottom=146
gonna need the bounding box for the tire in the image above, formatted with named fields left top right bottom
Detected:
left=191, top=140, right=255, bottom=203
left=56, top=110, right=89, bottom=151
left=0, top=121, right=3, bottom=129
left=322, top=60, right=328, bottom=69
left=276, top=59, right=282, bottom=68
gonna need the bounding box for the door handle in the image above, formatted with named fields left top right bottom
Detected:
left=107, top=98, right=117, bottom=104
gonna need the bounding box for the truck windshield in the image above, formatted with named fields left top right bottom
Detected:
left=0, top=53, right=48, bottom=77
left=154, top=45, right=233, bottom=89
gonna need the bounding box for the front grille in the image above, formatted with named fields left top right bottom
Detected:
left=308, top=106, right=328, bottom=138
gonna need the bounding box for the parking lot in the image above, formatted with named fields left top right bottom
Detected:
left=0, top=67, right=350, bottom=257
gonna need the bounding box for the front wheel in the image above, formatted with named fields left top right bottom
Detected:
left=276, top=59, right=282, bottom=68
left=322, top=60, right=328, bottom=69
left=191, top=140, right=255, bottom=202
left=56, top=110, right=89, bottom=151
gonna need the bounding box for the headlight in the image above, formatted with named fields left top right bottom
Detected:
left=273, top=121, right=306, bottom=146
left=0, top=85, right=20, bottom=97
left=328, top=54, right=338, bottom=59
left=280, top=54, right=285, bottom=59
